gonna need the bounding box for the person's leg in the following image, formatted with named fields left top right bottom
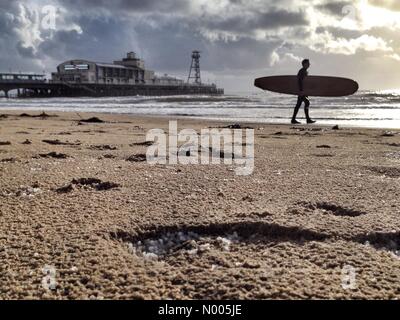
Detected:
left=304, top=97, right=316, bottom=124
left=291, top=96, right=302, bottom=124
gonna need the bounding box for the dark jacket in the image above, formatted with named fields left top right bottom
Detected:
left=297, top=67, right=308, bottom=92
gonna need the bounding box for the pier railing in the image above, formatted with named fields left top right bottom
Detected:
left=0, top=80, right=224, bottom=97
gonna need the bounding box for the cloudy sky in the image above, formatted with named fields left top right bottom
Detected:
left=1, top=0, right=400, bottom=92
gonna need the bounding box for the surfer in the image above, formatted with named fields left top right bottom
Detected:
left=291, top=59, right=316, bottom=124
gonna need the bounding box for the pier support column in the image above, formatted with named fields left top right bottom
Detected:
left=4, top=90, right=9, bottom=98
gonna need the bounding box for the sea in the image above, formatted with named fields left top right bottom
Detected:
left=1, top=90, right=400, bottom=129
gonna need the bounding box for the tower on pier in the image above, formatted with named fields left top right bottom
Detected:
left=187, top=51, right=201, bottom=85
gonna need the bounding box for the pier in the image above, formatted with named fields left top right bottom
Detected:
left=0, top=73, right=223, bottom=98
left=0, top=52, right=224, bottom=98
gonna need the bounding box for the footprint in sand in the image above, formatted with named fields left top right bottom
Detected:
left=78, top=117, right=105, bottom=124
left=365, top=166, right=400, bottom=178
left=89, top=144, right=118, bottom=151
left=130, top=141, right=154, bottom=147
left=1, top=157, right=19, bottom=163
left=101, top=154, right=117, bottom=159
left=35, top=152, right=70, bottom=159
left=312, top=154, right=334, bottom=158
left=290, top=201, right=367, bottom=217
left=42, top=139, right=81, bottom=146
left=112, top=221, right=328, bottom=262
left=381, top=131, right=396, bottom=137
left=126, top=154, right=147, bottom=162
left=55, top=178, right=120, bottom=193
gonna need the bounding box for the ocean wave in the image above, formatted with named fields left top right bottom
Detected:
left=1, top=90, right=400, bottom=128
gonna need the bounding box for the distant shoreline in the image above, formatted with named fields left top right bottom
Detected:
left=0, top=109, right=399, bottom=130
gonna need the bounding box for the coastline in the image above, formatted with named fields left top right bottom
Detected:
left=1, top=108, right=399, bottom=130
left=1, top=89, right=399, bottom=130
left=0, top=110, right=399, bottom=299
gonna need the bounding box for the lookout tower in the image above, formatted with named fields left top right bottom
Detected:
left=187, top=51, right=201, bottom=85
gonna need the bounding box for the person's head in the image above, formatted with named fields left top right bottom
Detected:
left=302, top=59, right=310, bottom=69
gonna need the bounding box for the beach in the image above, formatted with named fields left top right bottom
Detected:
left=0, top=110, right=399, bottom=299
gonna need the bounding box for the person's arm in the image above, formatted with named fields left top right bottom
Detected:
left=297, top=69, right=305, bottom=92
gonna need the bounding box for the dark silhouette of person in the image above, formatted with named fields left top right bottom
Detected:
left=291, top=59, right=316, bottom=124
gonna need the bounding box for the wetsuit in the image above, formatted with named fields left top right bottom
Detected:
left=292, top=67, right=312, bottom=122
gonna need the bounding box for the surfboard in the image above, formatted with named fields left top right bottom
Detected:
left=254, top=75, right=359, bottom=97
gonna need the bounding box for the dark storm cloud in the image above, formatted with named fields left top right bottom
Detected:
left=0, top=0, right=310, bottom=76
left=256, top=10, right=308, bottom=29
left=33, top=2, right=301, bottom=73
left=0, top=2, right=21, bottom=35
left=59, top=0, right=307, bottom=33
left=0, top=2, right=41, bottom=71
left=315, top=1, right=354, bottom=16
left=204, top=9, right=308, bottom=33
left=315, top=26, right=363, bottom=39
left=1, top=0, right=400, bottom=91
left=56, top=0, right=190, bottom=13
left=114, top=18, right=282, bottom=72
left=204, top=37, right=282, bottom=71
left=16, top=41, right=36, bottom=58
left=0, top=2, right=19, bottom=11
left=37, top=15, right=137, bottom=64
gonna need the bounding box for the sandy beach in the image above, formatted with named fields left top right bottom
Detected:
left=0, top=110, right=399, bottom=299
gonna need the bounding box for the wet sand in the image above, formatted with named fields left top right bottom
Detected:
left=0, top=110, right=399, bottom=299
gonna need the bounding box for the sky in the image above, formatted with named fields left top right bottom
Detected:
left=1, top=0, right=400, bottom=92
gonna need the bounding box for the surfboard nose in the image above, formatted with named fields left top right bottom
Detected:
left=254, top=77, right=262, bottom=89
